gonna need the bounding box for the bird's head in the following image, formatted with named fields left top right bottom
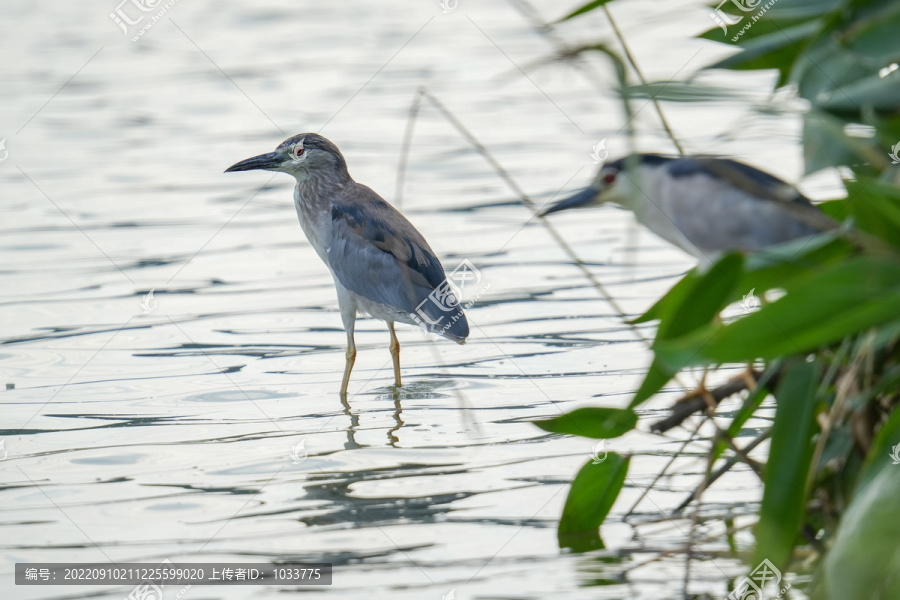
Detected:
left=225, top=133, right=349, bottom=182
left=539, top=159, right=632, bottom=217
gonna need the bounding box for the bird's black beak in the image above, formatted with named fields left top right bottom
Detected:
left=539, top=186, right=600, bottom=217
left=224, top=152, right=283, bottom=173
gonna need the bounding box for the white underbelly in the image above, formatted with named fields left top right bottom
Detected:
left=333, top=276, right=416, bottom=326
left=628, top=171, right=705, bottom=260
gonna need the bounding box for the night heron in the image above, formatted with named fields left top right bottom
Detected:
left=225, top=133, right=469, bottom=395
left=540, top=154, right=835, bottom=262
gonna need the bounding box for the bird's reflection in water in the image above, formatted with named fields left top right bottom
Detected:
left=388, top=391, right=403, bottom=447
left=340, top=379, right=461, bottom=449
left=340, top=392, right=362, bottom=451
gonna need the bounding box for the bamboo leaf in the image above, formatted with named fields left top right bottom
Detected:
left=753, top=360, right=820, bottom=571
left=534, top=407, right=637, bottom=439
left=555, top=0, right=616, bottom=23
left=818, top=463, right=900, bottom=599
left=857, top=403, right=900, bottom=491
left=655, top=257, right=900, bottom=369
left=629, top=254, right=743, bottom=406
left=846, top=177, right=900, bottom=248
left=558, top=453, right=629, bottom=552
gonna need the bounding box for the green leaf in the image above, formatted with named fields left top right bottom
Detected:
left=737, top=233, right=855, bottom=295
left=629, top=254, right=744, bottom=406
left=844, top=3, right=900, bottom=63
left=534, top=407, right=638, bottom=439
left=857, top=404, right=900, bottom=492
left=621, top=81, right=740, bottom=103
left=790, top=4, right=900, bottom=112
left=846, top=177, right=900, bottom=248
left=712, top=364, right=780, bottom=463
left=631, top=265, right=701, bottom=324
left=554, top=0, right=616, bottom=23
left=655, top=256, right=900, bottom=369
left=656, top=253, right=743, bottom=340
left=558, top=453, right=629, bottom=552
left=629, top=358, right=674, bottom=408
left=761, top=0, right=846, bottom=20
left=792, top=30, right=870, bottom=102
left=753, top=361, right=820, bottom=571
left=816, top=199, right=847, bottom=221
left=635, top=235, right=847, bottom=329
left=817, top=463, right=900, bottom=599
left=814, top=71, right=900, bottom=112
left=867, top=111, right=900, bottom=149
left=708, top=21, right=820, bottom=85
left=802, top=109, right=880, bottom=174
left=699, top=13, right=812, bottom=46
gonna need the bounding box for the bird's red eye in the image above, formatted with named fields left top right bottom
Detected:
left=603, top=172, right=616, bottom=185
left=294, top=146, right=304, bottom=157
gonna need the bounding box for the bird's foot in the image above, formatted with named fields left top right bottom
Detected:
left=675, top=372, right=717, bottom=413
left=739, top=366, right=758, bottom=392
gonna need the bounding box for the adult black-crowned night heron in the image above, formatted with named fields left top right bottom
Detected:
left=225, top=133, right=468, bottom=395
left=540, top=154, right=835, bottom=262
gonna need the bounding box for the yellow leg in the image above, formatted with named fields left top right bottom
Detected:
left=676, top=368, right=717, bottom=412
left=388, top=322, right=402, bottom=387
left=697, top=369, right=717, bottom=412
left=340, top=332, right=357, bottom=396
left=740, top=364, right=758, bottom=391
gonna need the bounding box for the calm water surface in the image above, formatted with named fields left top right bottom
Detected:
left=1, top=0, right=832, bottom=598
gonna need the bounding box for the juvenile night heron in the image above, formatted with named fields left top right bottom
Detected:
left=226, top=133, right=468, bottom=395
left=540, top=154, right=835, bottom=262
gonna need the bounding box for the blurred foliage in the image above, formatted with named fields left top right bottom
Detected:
left=536, top=0, right=900, bottom=596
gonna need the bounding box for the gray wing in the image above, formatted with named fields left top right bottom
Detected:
left=327, top=184, right=469, bottom=341
left=664, top=157, right=834, bottom=253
